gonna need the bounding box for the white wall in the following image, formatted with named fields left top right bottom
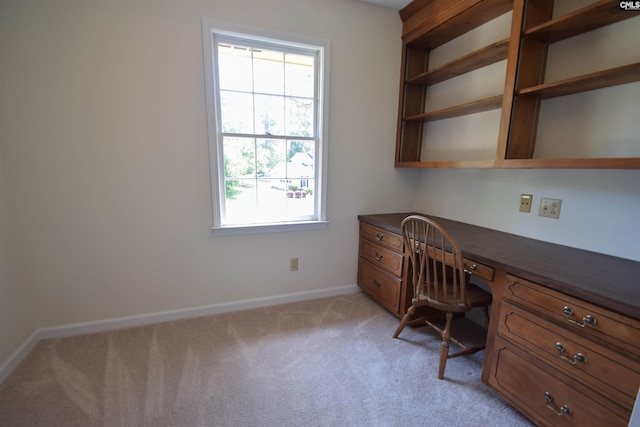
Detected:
left=414, top=168, right=640, bottom=261
left=0, top=0, right=414, bottom=332
left=0, top=148, right=36, bottom=368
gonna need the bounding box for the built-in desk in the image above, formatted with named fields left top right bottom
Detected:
left=357, top=213, right=640, bottom=426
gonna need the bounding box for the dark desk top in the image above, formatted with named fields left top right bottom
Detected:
left=359, top=212, right=640, bottom=320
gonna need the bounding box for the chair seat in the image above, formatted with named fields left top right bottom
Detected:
left=417, top=282, right=492, bottom=312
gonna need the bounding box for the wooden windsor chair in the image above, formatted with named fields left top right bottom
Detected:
left=393, top=215, right=492, bottom=379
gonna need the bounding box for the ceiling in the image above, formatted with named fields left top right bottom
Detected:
left=357, top=0, right=411, bottom=11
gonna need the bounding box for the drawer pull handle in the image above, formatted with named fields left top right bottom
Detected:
left=555, top=342, right=588, bottom=365
left=375, top=232, right=384, bottom=241
left=562, top=306, right=597, bottom=328
left=464, top=264, right=477, bottom=275
left=544, top=392, right=572, bottom=417
left=374, top=252, right=383, bottom=261
left=372, top=279, right=382, bottom=288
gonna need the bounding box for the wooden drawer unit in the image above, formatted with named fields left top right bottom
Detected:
left=490, top=338, right=630, bottom=426
left=359, top=212, right=640, bottom=426
left=504, top=274, right=640, bottom=356
left=358, top=221, right=407, bottom=318
left=497, top=301, right=640, bottom=410
left=486, top=274, right=640, bottom=425
left=358, top=260, right=401, bottom=314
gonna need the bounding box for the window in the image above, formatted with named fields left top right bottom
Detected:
left=202, top=20, right=330, bottom=235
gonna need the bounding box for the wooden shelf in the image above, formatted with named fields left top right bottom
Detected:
left=404, top=0, right=512, bottom=49
left=526, top=0, right=640, bottom=43
left=517, top=62, right=640, bottom=99
left=502, top=157, right=640, bottom=169
left=405, top=95, right=503, bottom=122
left=395, top=159, right=496, bottom=168
left=407, top=38, right=509, bottom=86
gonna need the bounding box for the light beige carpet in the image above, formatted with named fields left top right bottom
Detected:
left=0, top=291, right=532, bottom=426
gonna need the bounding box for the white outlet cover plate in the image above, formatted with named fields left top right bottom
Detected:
left=539, top=197, right=562, bottom=219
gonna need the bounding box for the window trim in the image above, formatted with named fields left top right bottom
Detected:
left=202, top=19, right=330, bottom=235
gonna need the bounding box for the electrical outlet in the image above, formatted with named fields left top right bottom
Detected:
left=290, top=257, right=298, bottom=272
left=539, top=198, right=562, bottom=219
left=519, top=194, right=533, bottom=213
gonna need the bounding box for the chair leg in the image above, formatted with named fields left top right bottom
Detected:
left=437, top=311, right=454, bottom=379
left=481, top=306, right=490, bottom=328
left=393, top=304, right=415, bottom=338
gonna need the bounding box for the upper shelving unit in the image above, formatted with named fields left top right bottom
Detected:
left=395, top=0, right=640, bottom=169
left=395, top=0, right=513, bottom=168
left=503, top=0, right=640, bottom=167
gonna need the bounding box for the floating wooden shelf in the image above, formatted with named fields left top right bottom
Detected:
left=525, top=0, right=640, bottom=43
left=517, top=62, right=640, bottom=99
left=396, top=159, right=497, bottom=168
left=405, top=95, right=503, bottom=122
left=407, top=38, right=509, bottom=86
left=502, top=157, right=640, bottom=169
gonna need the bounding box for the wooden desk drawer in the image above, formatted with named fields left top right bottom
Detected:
left=491, top=338, right=630, bottom=426
left=359, top=239, right=403, bottom=276
left=463, top=258, right=494, bottom=282
left=497, top=301, right=640, bottom=409
left=360, top=222, right=403, bottom=252
left=504, top=274, right=640, bottom=356
left=358, top=259, right=401, bottom=313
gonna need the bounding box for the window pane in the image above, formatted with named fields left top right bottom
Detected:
left=223, top=137, right=255, bottom=179
left=257, top=139, right=286, bottom=179
left=218, top=44, right=253, bottom=92
left=286, top=178, right=315, bottom=217
left=224, top=179, right=256, bottom=225
left=286, top=97, right=314, bottom=137
left=226, top=179, right=298, bottom=224
left=254, top=49, right=284, bottom=95
left=257, top=179, right=287, bottom=220
left=287, top=141, right=315, bottom=180
left=254, top=94, right=284, bottom=136
left=285, top=53, right=314, bottom=98
left=220, top=91, right=254, bottom=134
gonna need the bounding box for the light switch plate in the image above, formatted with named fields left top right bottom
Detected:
left=519, top=194, right=533, bottom=213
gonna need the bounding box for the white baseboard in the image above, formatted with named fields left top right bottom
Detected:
left=0, top=284, right=359, bottom=384
left=0, top=330, right=42, bottom=385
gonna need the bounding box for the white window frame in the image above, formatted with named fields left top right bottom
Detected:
left=202, top=19, right=330, bottom=235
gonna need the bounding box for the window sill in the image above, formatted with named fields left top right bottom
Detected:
left=212, top=220, right=329, bottom=236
